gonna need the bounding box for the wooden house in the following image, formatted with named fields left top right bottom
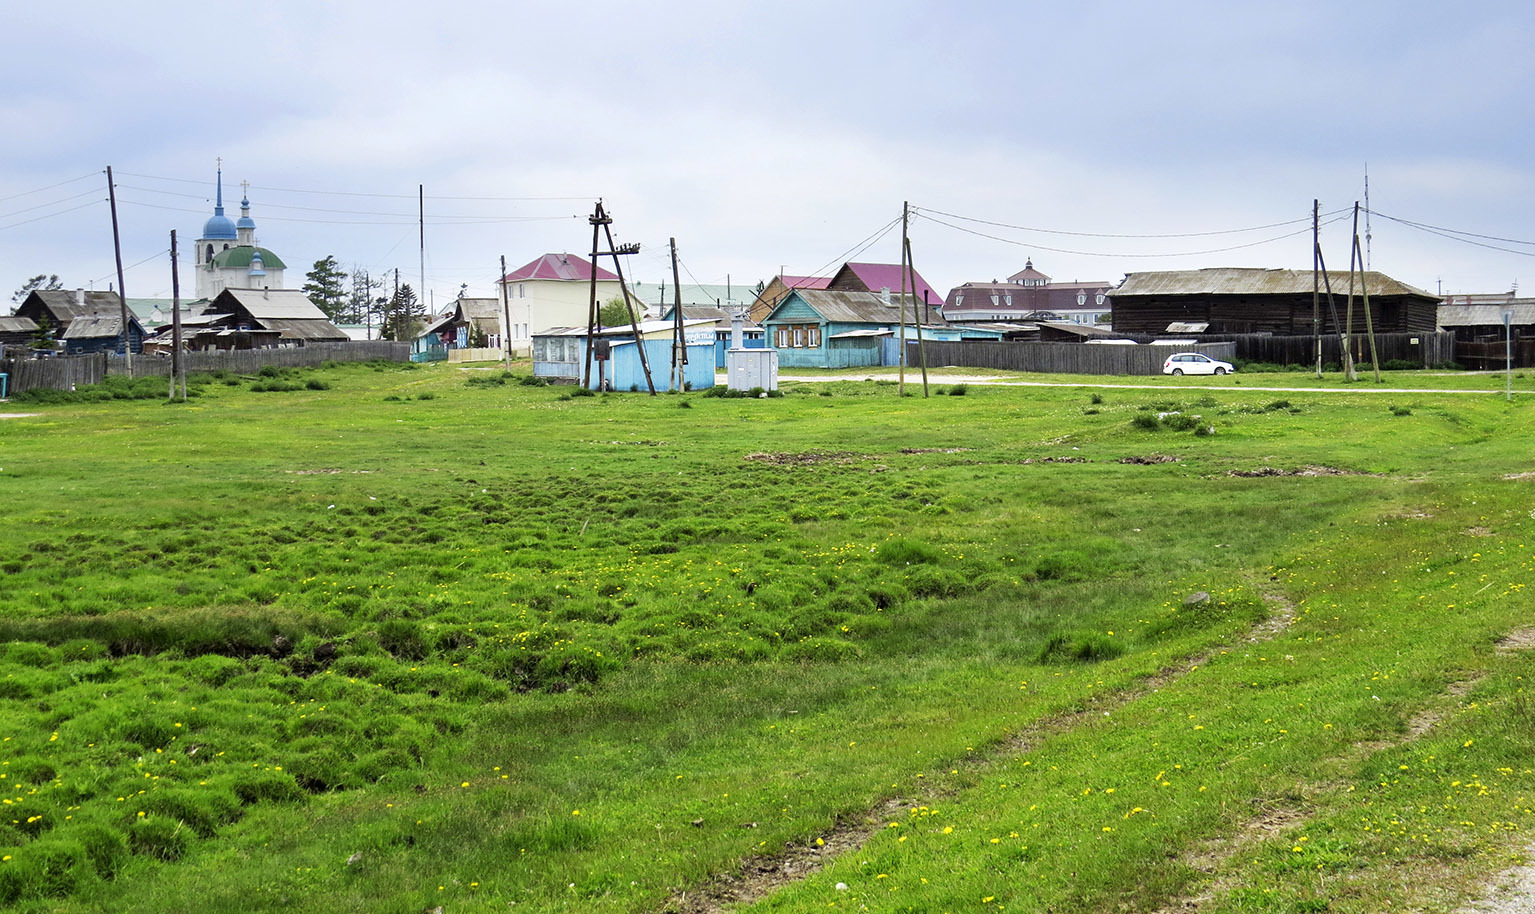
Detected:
left=14, top=289, right=146, bottom=353
left=0, top=316, right=40, bottom=348
left=1108, top=268, right=1440, bottom=335
left=748, top=274, right=833, bottom=323
left=761, top=289, right=949, bottom=369
left=204, top=288, right=349, bottom=346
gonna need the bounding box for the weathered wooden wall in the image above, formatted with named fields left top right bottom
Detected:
left=2, top=342, right=408, bottom=394
left=911, top=341, right=1236, bottom=376
left=0, top=354, right=106, bottom=393
left=109, top=342, right=409, bottom=378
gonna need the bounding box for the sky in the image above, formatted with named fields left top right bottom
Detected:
left=4, top=0, right=1534, bottom=312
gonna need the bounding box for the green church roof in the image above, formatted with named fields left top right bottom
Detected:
left=210, top=245, right=286, bottom=271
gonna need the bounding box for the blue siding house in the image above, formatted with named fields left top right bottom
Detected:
left=532, top=323, right=716, bottom=391
left=762, top=289, right=962, bottom=369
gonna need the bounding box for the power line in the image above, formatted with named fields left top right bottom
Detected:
left=0, top=171, right=100, bottom=204
left=1365, top=208, right=1535, bottom=257
left=0, top=199, right=104, bottom=233
left=115, top=197, right=581, bottom=227
left=87, top=248, right=170, bottom=287
left=0, top=188, right=103, bottom=221
left=914, top=205, right=1345, bottom=239
left=915, top=210, right=1346, bottom=258
left=117, top=182, right=582, bottom=221
left=112, top=170, right=593, bottom=202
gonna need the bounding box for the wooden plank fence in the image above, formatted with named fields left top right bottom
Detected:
left=109, top=342, right=409, bottom=378
left=912, top=340, right=1236, bottom=376
left=0, top=354, right=106, bottom=394
left=909, top=332, right=1458, bottom=376
left=1, top=342, right=408, bottom=395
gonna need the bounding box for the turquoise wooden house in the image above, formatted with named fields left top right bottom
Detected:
left=762, top=289, right=961, bottom=369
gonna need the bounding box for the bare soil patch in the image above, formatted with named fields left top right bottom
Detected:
left=744, top=451, right=869, bottom=467
left=899, top=447, right=974, bottom=455
left=1228, top=465, right=1372, bottom=478
left=0, top=413, right=42, bottom=419
left=1120, top=454, right=1178, bottom=465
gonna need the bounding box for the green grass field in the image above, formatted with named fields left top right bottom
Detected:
left=1, top=360, right=1533, bottom=913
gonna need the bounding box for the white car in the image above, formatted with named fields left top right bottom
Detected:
left=1162, top=353, right=1235, bottom=376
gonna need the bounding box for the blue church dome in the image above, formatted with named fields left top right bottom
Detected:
left=235, top=195, right=256, bottom=230
left=202, top=164, right=238, bottom=240
left=203, top=213, right=238, bottom=240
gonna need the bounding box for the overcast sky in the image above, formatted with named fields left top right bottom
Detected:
left=4, top=0, right=1533, bottom=311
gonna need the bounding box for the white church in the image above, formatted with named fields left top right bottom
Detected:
left=192, top=163, right=287, bottom=300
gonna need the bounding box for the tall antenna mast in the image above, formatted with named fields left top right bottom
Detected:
left=1363, top=164, right=1373, bottom=271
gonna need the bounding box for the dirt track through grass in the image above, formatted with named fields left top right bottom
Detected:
left=665, top=583, right=1301, bottom=914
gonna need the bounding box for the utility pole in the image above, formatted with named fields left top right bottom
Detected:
left=393, top=268, right=400, bottom=342
left=418, top=185, right=425, bottom=319
left=169, top=230, right=184, bottom=400
left=583, top=205, right=604, bottom=389
left=670, top=237, right=685, bottom=391
left=1343, top=205, right=1359, bottom=382
left=500, top=254, right=512, bottom=371
left=107, top=166, right=132, bottom=377
left=1312, top=199, right=1321, bottom=378
left=898, top=202, right=909, bottom=395
left=595, top=204, right=654, bottom=394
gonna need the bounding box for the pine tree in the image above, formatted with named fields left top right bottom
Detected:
left=302, top=256, right=348, bottom=320
left=382, top=283, right=422, bottom=341
left=12, top=274, right=63, bottom=304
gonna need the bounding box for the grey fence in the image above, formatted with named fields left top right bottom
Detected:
left=911, top=340, right=1236, bottom=376
left=2, top=342, right=408, bottom=395
left=1162, top=332, right=1457, bottom=368
left=0, top=354, right=107, bottom=394
left=109, top=342, right=409, bottom=378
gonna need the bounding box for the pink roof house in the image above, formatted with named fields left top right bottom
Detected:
left=499, top=253, right=630, bottom=352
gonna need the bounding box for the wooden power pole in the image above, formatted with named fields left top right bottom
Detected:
left=107, top=166, right=132, bottom=377
left=169, top=230, right=184, bottom=400
left=500, top=254, right=512, bottom=371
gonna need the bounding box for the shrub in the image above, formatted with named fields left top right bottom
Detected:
left=230, top=770, right=305, bottom=805
left=69, top=822, right=128, bottom=879
left=571, top=387, right=596, bottom=398
left=904, top=566, right=967, bottom=598
left=377, top=620, right=427, bottom=660
left=1131, top=414, right=1160, bottom=431
left=948, top=383, right=968, bottom=396
left=1381, top=359, right=1418, bottom=371
left=1264, top=399, right=1291, bottom=411
left=0, top=836, right=91, bottom=900
left=415, top=391, right=437, bottom=401
left=1037, top=632, right=1125, bottom=664
left=304, top=379, right=330, bottom=391
left=1390, top=405, right=1412, bottom=416
left=1090, top=393, right=1104, bottom=405
left=875, top=537, right=942, bottom=566
left=128, top=817, right=188, bottom=861
left=140, top=787, right=242, bottom=838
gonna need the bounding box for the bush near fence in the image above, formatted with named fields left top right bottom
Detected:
left=1, top=343, right=408, bottom=395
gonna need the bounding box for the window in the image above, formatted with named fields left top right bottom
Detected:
left=1096, top=293, right=1106, bottom=305
left=1077, top=292, right=1087, bottom=306
left=1005, top=294, right=1012, bottom=306
left=519, top=284, right=525, bottom=298
left=793, top=327, right=804, bottom=347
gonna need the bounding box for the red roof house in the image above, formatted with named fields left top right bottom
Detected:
left=501, top=253, right=620, bottom=283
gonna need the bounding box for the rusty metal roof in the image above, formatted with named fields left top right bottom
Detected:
left=775, top=289, right=947, bottom=325
left=1111, top=268, right=1437, bottom=299
left=1437, top=304, right=1535, bottom=326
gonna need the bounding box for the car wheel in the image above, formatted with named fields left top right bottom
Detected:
left=1171, top=368, right=1183, bottom=376
left=1214, top=367, right=1226, bottom=375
